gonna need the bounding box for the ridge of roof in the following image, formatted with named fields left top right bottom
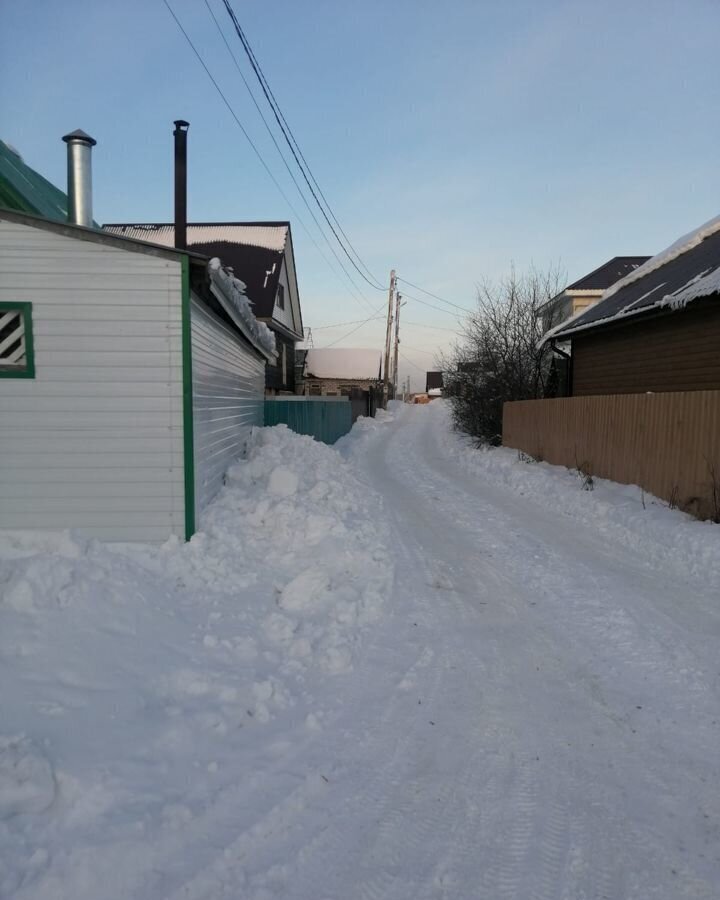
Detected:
left=544, top=217, right=720, bottom=343
left=565, top=255, right=650, bottom=292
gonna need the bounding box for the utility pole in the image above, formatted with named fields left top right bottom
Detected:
left=382, top=269, right=396, bottom=407
left=392, top=292, right=403, bottom=399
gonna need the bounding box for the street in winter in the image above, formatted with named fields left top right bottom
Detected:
left=2, top=3, right=720, bottom=899
left=2, top=403, right=719, bottom=898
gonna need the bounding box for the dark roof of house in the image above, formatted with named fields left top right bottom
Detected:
left=565, top=256, right=650, bottom=292
left=102, top=222, right=296, bottom=322
left=551, top=220, right=720, bottom=340
left=426, top=371, right=443, bottom=391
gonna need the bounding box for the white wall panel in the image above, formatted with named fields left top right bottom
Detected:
left=0, top=218, right=185, bottom=541
left=191, top=296, right=265, bottom=520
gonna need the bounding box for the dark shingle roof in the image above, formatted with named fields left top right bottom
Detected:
left=566, top=256, right=650, bottom=291
left=551, top=222, right=720, bottom=340
left=102, top=222, right=300, bottom=329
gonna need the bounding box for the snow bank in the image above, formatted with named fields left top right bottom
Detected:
left=0, top=423, right=392, bottom=898
left=432, top=403, right=720, bottom=590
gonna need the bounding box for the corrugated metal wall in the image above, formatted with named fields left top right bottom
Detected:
left=502, top=390, right=720, bottom=519
left=191, top=297, right=265, bottom=519
left=0, top=218, right=186, bottom=542
left=264, top=397, right=353, bottom=444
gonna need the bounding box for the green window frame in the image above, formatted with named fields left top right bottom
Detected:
left=0, top=302, right=35, bottom=379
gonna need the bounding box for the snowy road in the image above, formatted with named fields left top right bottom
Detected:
left=229, top=403, right=720, bottom=899
left=3, top=403, right=719, bottom=899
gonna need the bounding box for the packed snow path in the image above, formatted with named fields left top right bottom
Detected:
left=2, top=403, right=719, bottom=898
left=160, top=404, right=719, bottom=899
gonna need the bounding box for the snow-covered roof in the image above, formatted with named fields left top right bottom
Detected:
left=208, top=258, right=277, bottom=360
left=103, top=223, right=288, bottom=252
left=546, top=214, right=720, bottom=341
left=305, top=348, right=382, bottom=380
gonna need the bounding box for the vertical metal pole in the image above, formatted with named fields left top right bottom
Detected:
left=173, top=120, right=190, bottom=251
left=392, top=292, right=402, bottom=398
left=382, top=269, right=396, bottom=407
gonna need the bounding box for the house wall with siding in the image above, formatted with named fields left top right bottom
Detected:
left=0, top=217, right=186, bottom=542
left=190, top=296, right=265, bottom=519
left=571, top=300, right=720, bottom=396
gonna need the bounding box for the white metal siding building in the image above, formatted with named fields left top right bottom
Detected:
left=0, top=211, right=272, bottom=542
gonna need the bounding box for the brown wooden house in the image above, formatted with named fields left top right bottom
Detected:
left=546, top=218, right=720, bottom=396
left=504, top=216, right=720, bottom=520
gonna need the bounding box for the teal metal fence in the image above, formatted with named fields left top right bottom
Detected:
left=264, top=397, right=353, bottom=445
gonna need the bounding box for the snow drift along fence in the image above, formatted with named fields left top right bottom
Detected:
left=265, top=397, right=353, bottom=445
left=502, top=390, right=720, bottom=520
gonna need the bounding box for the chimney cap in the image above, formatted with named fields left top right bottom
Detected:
left=173, top=120, right=190, bottom=131
left=62, top=129, right=97, bottom=147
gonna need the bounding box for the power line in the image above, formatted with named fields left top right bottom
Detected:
left=402, top=291, right=469, bottom=318
left=403, top=320, right=463, bottom=334
left=319, top=301, right=388, bottom=348
left=313, top=316, right=385, bottom=330
left=397, top=276, right=474, bottom=312
left=398, top=350, right=427, bottom=374
left=219, top=0, right=386, bottom=292
left=202, top=0, right=377, bottom=313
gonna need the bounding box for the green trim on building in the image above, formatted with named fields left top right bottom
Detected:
left=180, top=256, right=196, bottom=541
left=0, top=301, right=35, bottom=379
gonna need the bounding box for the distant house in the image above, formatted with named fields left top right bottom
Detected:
left=302, top=348, right=381, bottom=396
left=426, top=370, right=443, bottom=393
left=538, top=256, right=649, bottom=335
left=504, top=216, right=720, bottom=519
left=545, top=217, right=720, bottom=395
left=103, top=222, right=304, bottom=394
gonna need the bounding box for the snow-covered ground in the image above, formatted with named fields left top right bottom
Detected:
left=2, top=403, right=719, bottom=898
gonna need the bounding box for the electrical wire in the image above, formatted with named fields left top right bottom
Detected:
left=398, top=350, right=427, bottom=373
left=397, top=276, right=474, bottom=312
left=403, top=320, right=463, bottom=334
left=219, top=0, right=386, bottom=291
left=202, top=0, right=377, bottom=313
left=402, top=291, right=468, bottom=318
left=313, top=316, right=385, bottom=330
left=319, top=301, right=388, bottom=348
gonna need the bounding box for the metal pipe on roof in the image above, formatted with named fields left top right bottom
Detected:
left=173, top=120, right=189, bottom=251
left=62, top=129, right=96, bottom=228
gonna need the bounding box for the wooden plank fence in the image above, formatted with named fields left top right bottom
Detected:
left=502, top=390, right=720, bottom=520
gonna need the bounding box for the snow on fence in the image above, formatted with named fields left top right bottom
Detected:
left=502, top=390, right=720, bottom=520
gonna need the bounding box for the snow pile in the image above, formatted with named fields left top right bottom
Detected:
left=0, top=424, right=391, bottom=898
left=432, top=403, right=720, bottom=590
left=208, top=258, right=277, bottom=358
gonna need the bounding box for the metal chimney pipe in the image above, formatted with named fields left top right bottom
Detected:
left=173, top=120, right=189, bottom=251
left=62, top=129, right=97, bottom=227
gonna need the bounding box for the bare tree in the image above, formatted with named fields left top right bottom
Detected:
left=442, top=264, right=565, bottom=444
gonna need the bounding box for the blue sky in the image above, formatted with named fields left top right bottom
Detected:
left=2, top=0, right=720, bottom=388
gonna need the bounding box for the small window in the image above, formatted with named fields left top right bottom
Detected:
left=0, top=303, right=35, bottom=378
left=276, top=284, right=285, bottom=310
left=309, top=384, right=322, bottom=396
